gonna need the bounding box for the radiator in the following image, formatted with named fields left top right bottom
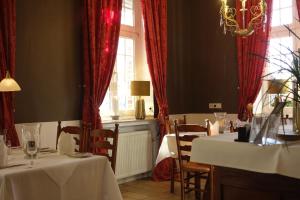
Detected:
left=115, top=130, right=153, bottom=179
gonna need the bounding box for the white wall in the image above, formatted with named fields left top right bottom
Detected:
left=15, top=120, right=80, bottom=149
left=169, top=113, right=238, bottom=126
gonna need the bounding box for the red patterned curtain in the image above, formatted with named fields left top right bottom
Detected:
left=141, top=0, right=170, bottom=181
left=297, top=0, right=300, bottom=19
left=82, top=0, right=122, bottom=130
left=237, top=0, right=273, bottom=120
left=0, top=0, right=19, bottom=146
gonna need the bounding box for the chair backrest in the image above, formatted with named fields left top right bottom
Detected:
left=56, top=121, right=82, bottom=150
left=166, top=115, right=187, bottom=134
left=174, top=120, right=209, bottom=165
left=91, top=124, right=119, bottom=173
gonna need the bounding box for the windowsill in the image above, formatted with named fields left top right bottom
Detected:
left=101, top=115, right=156, bottom=124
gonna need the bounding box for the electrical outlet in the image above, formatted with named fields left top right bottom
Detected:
left=209, top=103, right=222, bottom=109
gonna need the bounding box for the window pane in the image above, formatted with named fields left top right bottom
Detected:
left=271, top=0, right=292, bottom=27
left=272, top=0, right=280, bottom=10
left=280, top=0, right=292, bottom=8
left=125, top=39, right=134, bottom=55
left=268, top=37, right=293, bottom=80
left=280, top=8, right=293, bottom=25
left=118, top=39, right=125, bottom=55
left=100, top=37, right=135, bottom=116
left=271, top=10, right=280, bottom=27
left=121, top=0, right=134, bottom=26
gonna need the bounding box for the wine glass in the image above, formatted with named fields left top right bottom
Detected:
left=21, top=124, right=41, bottom=158
left=26, top=138, right=37, bottom=167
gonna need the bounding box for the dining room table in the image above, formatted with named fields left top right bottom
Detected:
left=190, top=133, right=300, bottom=200
left=0, top=148, right=123, bottom=200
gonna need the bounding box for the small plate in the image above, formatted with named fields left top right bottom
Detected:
left=67, top=152, right=93, bottom=158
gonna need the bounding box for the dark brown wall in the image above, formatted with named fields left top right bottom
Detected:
left=15, top=0, right=82, bottom=123
left=14, top=0, right=237, bottom=123
left=167, top=0, right=238, bottom=114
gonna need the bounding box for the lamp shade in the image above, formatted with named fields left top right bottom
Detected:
left=131, top=81, right=150, bottom=96
left=267, top=79, right=287, bottom=94
left=0, top=71, right=21, bottom=92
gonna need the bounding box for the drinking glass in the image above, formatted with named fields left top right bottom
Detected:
left=21, top=124, right=41, bottom=160
left=26, top=138, right=38, bottom=166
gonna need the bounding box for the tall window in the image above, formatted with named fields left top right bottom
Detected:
left=254, top=0, right=297, bottom=115
left=101, top=0, right=152, bottom=119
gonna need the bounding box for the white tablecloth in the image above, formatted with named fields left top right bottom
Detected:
left=155, top=132, right=207, bottom=165
left=0, top=150, right=122, bottom=200
left=190, top=133, right=300, bottom=179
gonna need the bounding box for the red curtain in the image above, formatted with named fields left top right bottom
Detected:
left=141, top=0, right=170, bottom=181
left=237, top=0, right=273, bottom=120
left=81, top=0, right=122, bottom=152
left=0, top=0, right=19, bottom=146
left=297, top=0, right=300, bottom=19
left=82, top=0, right=122, bottom=130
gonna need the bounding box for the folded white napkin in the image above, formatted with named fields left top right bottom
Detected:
left=209, top=121, right=219, bottom=136
left=57, top=132, right=75, bottom=155
left=0, top=136, right=7, bottom=168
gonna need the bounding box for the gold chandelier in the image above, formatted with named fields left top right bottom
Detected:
left=220, top=0, right=267, bottom=37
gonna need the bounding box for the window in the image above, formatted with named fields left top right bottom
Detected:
left=254, top=0, right=298, bottom=116
left=271, top=0, right=293, bottom=27
left=101, top=0, right=152, bottom=119
left=267, top=37, right=293, bottom=80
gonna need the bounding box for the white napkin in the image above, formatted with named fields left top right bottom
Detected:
left=57, top=132, right=75, bottom=155
left=210, top=121, right=219, bottom=136
left=0, top=136, right=7, bottom=168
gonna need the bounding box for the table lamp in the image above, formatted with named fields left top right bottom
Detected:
left=131, top=81, right=150, bottom=120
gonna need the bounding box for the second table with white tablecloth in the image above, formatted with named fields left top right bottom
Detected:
left=155, top=132, right=207, bottom=165
left=190, top=133, right=300, bottom=179
left=0, top=150, right=122, bottom=200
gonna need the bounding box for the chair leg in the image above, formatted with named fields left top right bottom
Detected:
left=186, top=172, right=190, bottom=190
left=195, top=173, right=201, bottom=200
left=170, top=158, right=175, bottom=193
left=180, top=170, right=185, bottom=200
left=203, top=167, right=214, bottom=200
left=203, top=176, right=210, bottom=200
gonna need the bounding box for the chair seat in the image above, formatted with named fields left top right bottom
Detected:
left=182, top=162, right=210, bottom=173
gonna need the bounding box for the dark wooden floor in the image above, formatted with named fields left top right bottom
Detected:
left=120, top=178, right=197, bottom=200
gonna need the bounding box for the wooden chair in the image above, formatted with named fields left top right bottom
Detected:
left=168, top=115, right=187, bottom=193
left=174, top=120, right=212, bottom=200
left=90, top=124, right=119, bottom=173
left=56, top=121, right=82, bottom=151
left=170, top=117, right=211, bottom=194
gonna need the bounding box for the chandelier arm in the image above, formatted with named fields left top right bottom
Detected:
left=249, top=2, right=267, bottom=27
left=221, top=7, right=240, bottom=30
left=220, top=0, right=267, bottom=37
